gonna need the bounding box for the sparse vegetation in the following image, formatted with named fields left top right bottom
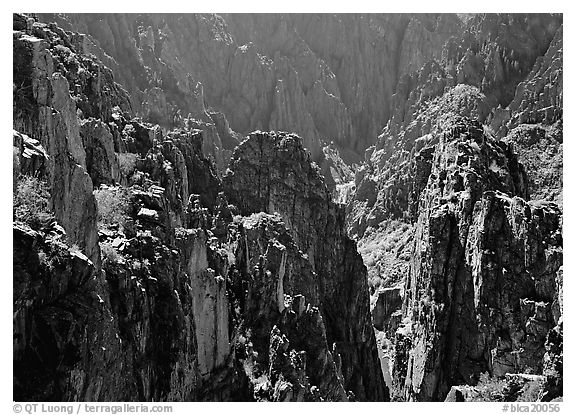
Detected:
left=94, top=186, right=132, bottom=230
left=471, top=372, right=508, bottom=402
left=13, top=175, right=54, bottom=230
left=359, top=220, right=413, bottom=294
left=516, top=378, right=542, bottom=402
left=470, top=373, right=544, bottom=402
left=117, top=152, right=139, bottom=179
left=100, top=241, right=124, bottom=267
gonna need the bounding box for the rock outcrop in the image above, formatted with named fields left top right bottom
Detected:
left=13, top=15, right=106, bottom=264
left=13, top=222, right=135, bottom=401
left=491, top=26, right=563, bottom=136
left=79, top=119, right=121, bottom=186
left=341, top=16, right=562, bottom=403
left=228, top=213, right=350, bottom=401
left=392, top=118, right=562, bottom=401
left=13, top=18, right=241, bottom=396
left=444, top=373, right=555, bottom=402
left=494, top=26, right=563, bottom=206
left=13, top=13, right=388, bottom=402
left=372, top=287, right=403, bottom=335
left=348, top=14, right=562, bottom=239
left=223, top=131, right=388, bottom=400
left=13, top=12, right=563, bottom=403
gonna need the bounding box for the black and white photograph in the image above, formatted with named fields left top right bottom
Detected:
left=10, top=4, right=567, bottom=409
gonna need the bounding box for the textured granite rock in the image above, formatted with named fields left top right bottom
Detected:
left=80, top=119, right=121, bottom=186
left=13, top=222, right=135, bottom=401
left=491, top=26, right=563, bottom=136
left=13, top=130, right=48, bottom=178
left=227, top=213, right=349, bottom=401
left=13, top=12, right=563, bottom=403
left=223, top=131, right=388, bottom=400
left=13, top=26, right=100, bottom=265
left=338, top=17, right=563, bottom=403
left=494, top=26, right=563, bottom=206
left=393, top=118, right=562, bottom=401
left=13, top=14, right=391, bottom=402
left=348, top=14, right=561, bottom=238
left=444, top=373, right=549, bottom=402
left=372, top=287, right=403, bottom=334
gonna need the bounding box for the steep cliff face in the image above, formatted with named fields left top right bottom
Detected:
left=393, top=118, right=562, bottom=401
left=493, top=27, right=563, bottom=206
left=223, top=131, right=388, bottom=400
left=13, top=14, right=237, bottom=398
left=491, top=26, right=563, bottom=136
left=35, top=13, right=463, bottom=163
left=13, top=13, right=387, bottom=402
left=227, top=213, right=351, bottom=401
left=347, top=12, right=562, bottom=308
left=13, top=15, right=113, bottom=266
left=342, top=13, right=562, bottom=402
left=289, top=14, right=463, bottom=157
left=13, top=12, right=563, bottom=403
left=13, top=222, right=136, bottom=401
left=349, top=14, right=562, bottom=238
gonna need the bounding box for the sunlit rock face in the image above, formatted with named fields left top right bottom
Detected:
left=341, top=13, right=562, bottom=402
left=13, top=13, right=562, bottom=402
left=223, top=131, right=388, bottom=400
left=393, top=118, right=561, bottom=401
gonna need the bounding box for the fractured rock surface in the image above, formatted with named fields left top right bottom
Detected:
left=13, top=12, right=563, bottom=403
left=224, top=131, right=387, bottom=400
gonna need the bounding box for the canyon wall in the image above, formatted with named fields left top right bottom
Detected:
left=13, top=13, right=563, bottom=403
left=36, top=13, right=463, bottom=163
left=343, top=14, right=562, bottom=401
left=13, top=13, right=387, bottom=401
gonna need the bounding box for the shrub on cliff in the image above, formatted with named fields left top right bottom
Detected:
left=100, top=241, right=124, bottom=267
left=94, top=186, right=131, bottom=230
left=117, top=152, right=139, bottom=179
left=471, top=373, right=508, bottom=401
left=13, top=175, right=54, bottom=230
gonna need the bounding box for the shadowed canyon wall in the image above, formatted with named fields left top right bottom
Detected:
left=13, top=13, right=562, bottom=402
